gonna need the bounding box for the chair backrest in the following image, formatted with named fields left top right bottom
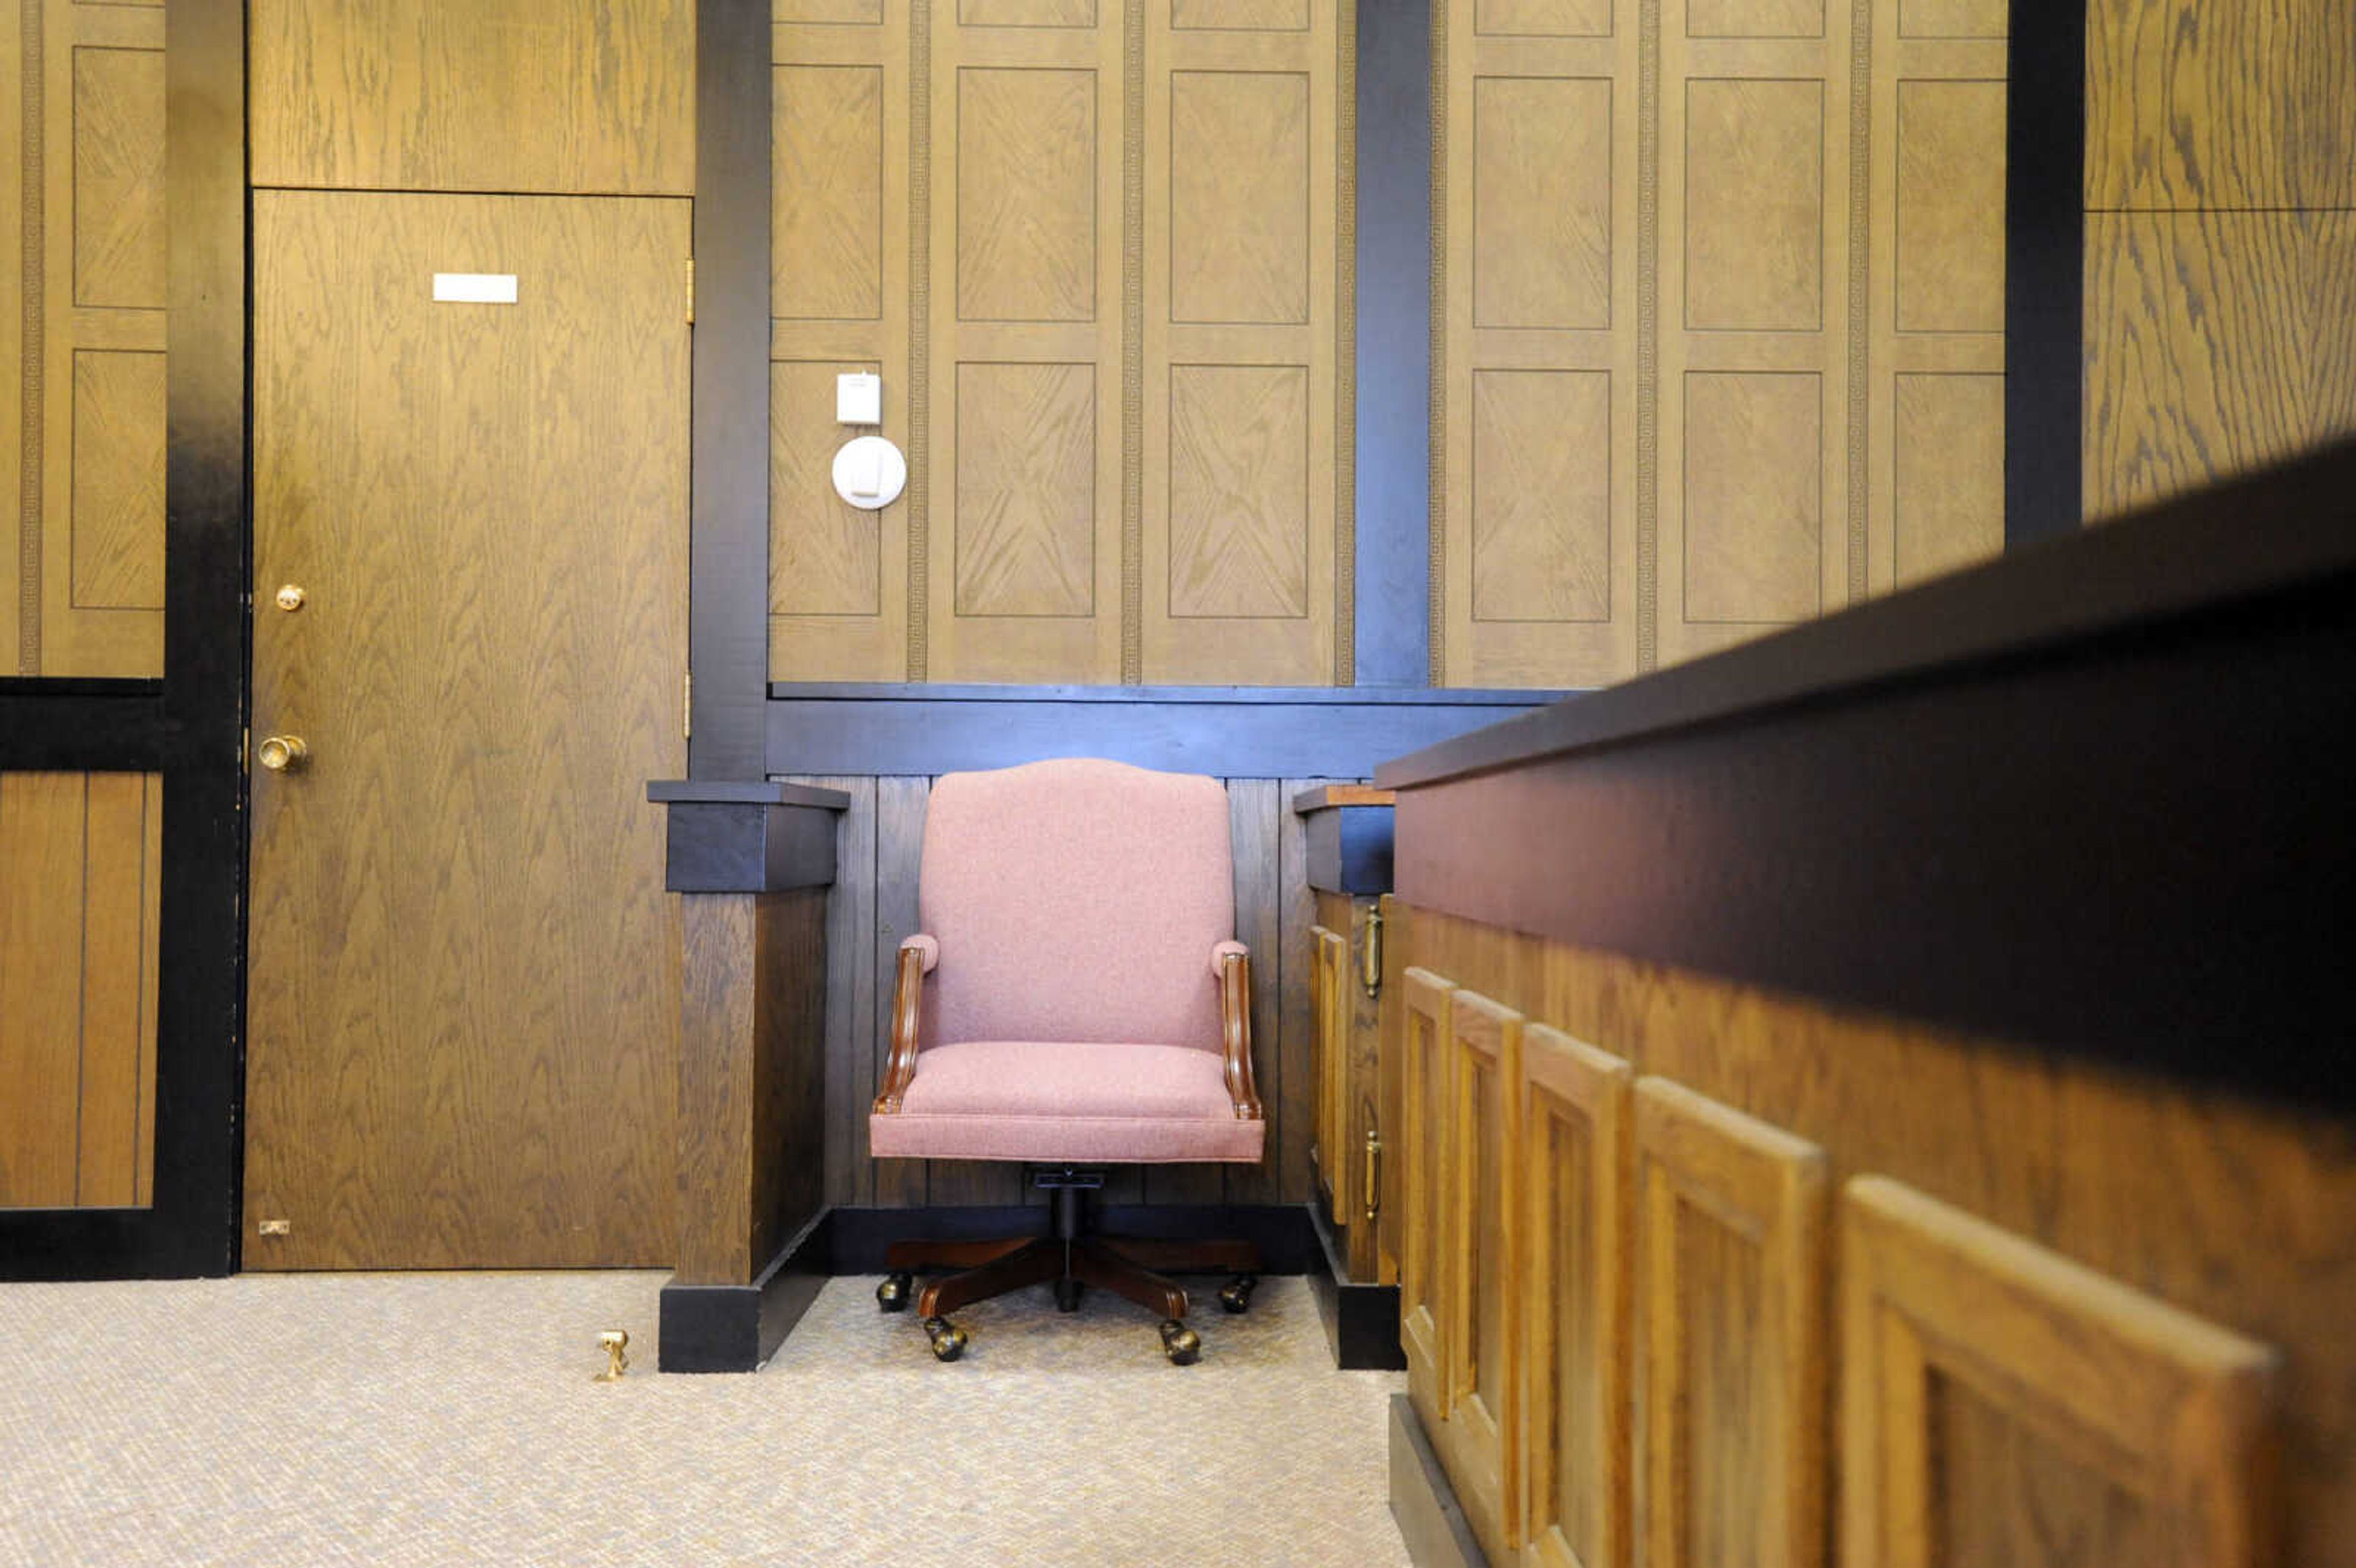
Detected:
left=918, top=758, right=1234, bottom=1053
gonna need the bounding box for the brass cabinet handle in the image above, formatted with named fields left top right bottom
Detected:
left=257, top=734, right=310, bottom=774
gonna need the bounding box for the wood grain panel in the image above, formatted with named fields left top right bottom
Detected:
left=1168, top=364, right=1309, bottom=618
left=248, top=0, right=695, bottom=194
left=1634, top=1077, right=1828, bottom=1568
left=1688, top=0, right=1822, bottom=37
left=963, top=0, right=1097, bottom=24
left=69, top=44, right=163, bottom=309
left=1892, top=374, right=2002, bottom=586
left=1438, top=0, right=1638, bottom=688
left=1401, top=966, right=1458, bottom=1430
left=1684, top=79, right=1823, bottom=332
left=67, top=348, right=163, bottom=611
left=774, top=65, right=884, bottom=322
left=20, top=0, right=166, bottom=676
left=953, top=360, right=1097, bottom=616
left=1173, top=0, right=1308, bottom=28
left=1142, top=4, right=1342, bottom=685
left=1894, top=80, right=2003, bottom=334
left=1312, top=922, right=1349, bottom=1213
left=778, top=0, right=885, bottom=24
left=1474, top=76, right=1611, bottom=331
left=773, top=359, right=882, bottom=620
left=1520, top=1025, right=1633, bottom=1568
left=2086, top=0, right=2356, bottom=212
left=1397, top=902, right=2356, bottom=1568
left=1476, top=0, right=1611, bottom=38
left=957, top=67, right=1097, bottom=323
left=1842, top=1176, right=2281, bottom=1568
left=1680, top=372, right=1823, bottom=623
left=3, top=0, right=22, bottom=669
left=770, top=0, right=911, bottom=682
left=245, top=193, right=687, bottom=1267
left=2084, top=211, right=2356, bottom=517
left=1897, top=0, right=2001, bottom=36
left=1865, top=20, right=2005, bottom=596
left=1439, top=988, right=1524, bottom=1565
left=1472, top=370, right=1611, bottom=623
left=1171, top=71, right=1309, bottom=325
left=0, top=771, right=161, bottom=1210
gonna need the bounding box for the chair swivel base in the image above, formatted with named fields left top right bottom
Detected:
left=874, top=1174, right=1261, bottom=1364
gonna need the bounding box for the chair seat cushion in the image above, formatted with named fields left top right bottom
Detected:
left=869, top=1040, right=1265, bottom=1164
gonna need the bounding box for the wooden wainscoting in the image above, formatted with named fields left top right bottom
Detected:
left=1311, top=920, right=1350, bottom=1218
left=1519, top=1023, right=1632, bottom=1568
left=1439, top=987, right=1525, bottom=1564
left=793, top=773, right=1333, bottom=1210
left=4, top=0, right=167, bottom=677
left=0, top=771, right=161, bottom=1208
left=1391, top=902, right=2351, bottom=1566
left=1842, top=1175, right=2279, bottom=1568
left=1399, top=964, right=1455, bottom=1429
left=1633, top=1078, right=1829, bottom=1568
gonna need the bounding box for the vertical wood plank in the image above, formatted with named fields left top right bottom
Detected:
left=794, top=774, right=876, bottom=1211
left=133, top=769, right=160, bottom=1205
left=871, top=774, right=930, bottom=1206
left=73, top=771, right=147, bottom=1205
left=676, top=894, right=760, bottom=1285
left=1, top=0, right=23, bottom=673
left=1272, top=775, right=1335, bottom=1204
left=0, top=772, right=88, bottom=1207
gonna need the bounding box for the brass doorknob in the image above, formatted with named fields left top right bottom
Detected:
left=257, top=734, right=309, bottom=773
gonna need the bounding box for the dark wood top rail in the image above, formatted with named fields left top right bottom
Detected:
left=1376, top=438, right=2356, bottom=1112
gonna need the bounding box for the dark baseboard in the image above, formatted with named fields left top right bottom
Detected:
left=1307, top=1200, right=1405, bottom=1371
left=826, top=1202, right=1319, bottom=1276
left=1389, top=1394, right=1488, bottom=1568
left=657, top=1208, right=832, bottom=1374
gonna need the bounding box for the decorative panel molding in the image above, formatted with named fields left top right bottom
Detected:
left=1401, top=966, right=1457, bottom=1431
left=771, top=6, right=912, bottom=680
left=1633, top=1077, right=1828, bottom=1568
left=2085, top=211, right=2356, bottom=517
left=1655, top=0, right=1854, bottom=666
left=7, top=0, right=166, bottom=675
left=1438, top=0, right=1638, bottom=687
left=1520, top=1024, right=1633, bottom=1568
left=1142, top=2, right=1346, bottom=684
left=926, top=6, right=1123, bottom=681
left=1865, top=18, right=2003, bottom=593
left=1841, top=1175, right=2281, bottom=1568
left=248, top=0, right=696, bottom=194
left=1439, top=987, right=1525, bottom=1565
left=0, top=772, right=162, bottom=1210
left=1310, top=922, right=1346, bottom=1212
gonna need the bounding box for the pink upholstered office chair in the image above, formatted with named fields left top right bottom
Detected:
left=868, top=758, right=1266, bottom=1364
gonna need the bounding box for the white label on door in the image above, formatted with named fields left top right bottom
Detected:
left=432, top=272, right=518, bottom=304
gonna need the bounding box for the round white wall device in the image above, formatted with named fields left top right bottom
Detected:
left=831, top=434, right=907, bottom=510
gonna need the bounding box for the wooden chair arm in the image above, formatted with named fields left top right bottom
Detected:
left=1220, top=951, right=1263, bottom=1121
left=872, top=943, right=926, bottom=1114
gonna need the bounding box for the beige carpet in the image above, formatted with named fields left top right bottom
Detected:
left=0, top=1270, right=1408, bottom=1567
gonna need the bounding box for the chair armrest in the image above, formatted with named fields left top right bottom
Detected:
left=872, top=939, right=933, bottom=1114
left=1217, top=948, right=1263, bottom=1121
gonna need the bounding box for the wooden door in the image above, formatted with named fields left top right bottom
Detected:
left=245, top=192, right=688, bottom=1269
left=1441, top=987, right=1525, bottom=1564
left=1401, top=966, right=1457, bottom=1429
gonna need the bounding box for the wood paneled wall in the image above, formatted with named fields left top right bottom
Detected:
left=792, top=772, right=1331, bottom=1208
left=2084, top=0, right=2356, bottom=515
left=0, top=771, right=161, bottom=1209
left=769, top=0, right=1355, bottom=686
left=1434, top=0, right=2006, bottom=686
left=1399, top=901, right=2355, bottom=1567
left=247, top=0, right=695, bottom=194
left=3, top=0, right=167, bottom=677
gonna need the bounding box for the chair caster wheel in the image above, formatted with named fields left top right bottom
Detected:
left=923, top=1316, right=968, bottom=1362
left=877, top=1272, right=914, bottom=1313
left=1217, top=1275, right=1257, bottom=1314
left=1160, top=1319, right=1201, bottom=1366
left=1055, top=1277, right=1084, bottom=1313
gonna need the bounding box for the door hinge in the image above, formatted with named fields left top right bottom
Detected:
left=685, top=256, right=695, bottom=323
left=683, top=670, right=693, bottom=739
left=1360, top=904, right=1384, bottom=998
left=240, top=725, right=250, bottom=772
left=1363, top=1119, right=1382, bottom=1223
